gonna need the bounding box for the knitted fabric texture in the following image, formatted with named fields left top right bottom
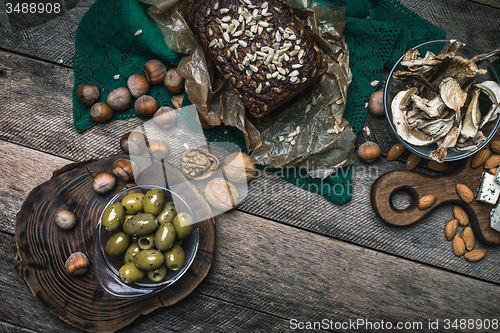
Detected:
left=72, top=0, right=445, bottom=204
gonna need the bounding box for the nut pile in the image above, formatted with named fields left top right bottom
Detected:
left=77, top=60, right=185, bottom=124
left=445, top=205, right=487, bottom=262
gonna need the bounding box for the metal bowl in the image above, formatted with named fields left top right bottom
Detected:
left=94, top=185, right=199, bottom=298
left=384, top=39, right=500, bottom=161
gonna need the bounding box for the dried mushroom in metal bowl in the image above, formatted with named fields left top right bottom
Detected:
left=181, top=147, right=219, bottom=180
left=386, top=39, right=500, bottom=163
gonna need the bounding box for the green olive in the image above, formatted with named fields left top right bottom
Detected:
left=101, top=203, right=125, bottom=232
left=125, top=214, right=134, bottom=221
left=154, top=222, right=176, bottom=251
left=174, top=238, right=183, bottom=246
left=105, top=232, right=130, bottom=257
left=172, top=212, right=194, bottom=239
left=119, top=263, right=145, bottom=284
left=121, top=193, right=145, bottom=214
left=147, top=265, right=167, bottom=282
left=143, top=188, right=165, bottom=216
left=138, top=233, right=155, bottom=250
left=164, top=244, right=185, bottom=271
left=134, top=249, right=164, bottom=271
left=122, top=213, right=158, bottom=237
left=157, top=202, right=177, bottom=224
left=124, top=243, right=141, bottom=264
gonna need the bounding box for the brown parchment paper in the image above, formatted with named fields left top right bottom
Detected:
left=140, top=0, right=355, bottom=179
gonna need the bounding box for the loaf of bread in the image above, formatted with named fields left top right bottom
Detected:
left=181, top=0, right=328, bottom=117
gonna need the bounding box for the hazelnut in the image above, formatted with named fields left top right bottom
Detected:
left=128, top=131, right=147, bottom=155
left=198, top=111, right=215, bottom=129
left=93, top=172, right=116, bottom=194
left=205, top=178, right=239, bottom=211
left=134, top=95, right=158, bottom=117
left=123, top=183, right=142, bottom=193
left=127, top=74, right=150, bottom=98
left=90, top=102, right=113, bottom=122
left=358, top=141, right=381, bottom=163
left=368, top=91, right=384, bottom=117
left=111, top=159, right=136, bottom=182
left=149, top=140, right=170, bottom=160
left=222, top=152, right=256, bottom=183
left=181, top=147, right=220, bottom=180
left=120, top=132, right=131, bottom=154
left=65, top=252, right=89, bottom=276
left=144, top=60, right=167, bottom=85
left=164, top=67, right=185, bottom=94
left=153, top=106, right=178, bottom=129
left=54, top=209, right=77, bottom=231
left=107, top=87, right=132, bottom=111
left=77, top=83, right=100, bottom=107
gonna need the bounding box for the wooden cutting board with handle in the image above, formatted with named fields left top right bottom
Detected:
left=371, top=140, right=500, bottom=246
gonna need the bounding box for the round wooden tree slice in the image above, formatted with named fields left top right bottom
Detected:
left=14, top=155, right=215, bottom=333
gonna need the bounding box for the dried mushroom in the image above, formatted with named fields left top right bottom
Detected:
left=181, top=147, right=219, bottom=180
left=391, top=40, right=500, bottom=162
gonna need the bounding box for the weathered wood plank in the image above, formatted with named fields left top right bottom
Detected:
left=3, top=208, right=500, bottom=333
left=468, top=0, right=500, bottom=10
left=0, top=0, right=95, bottom=66
left=0, top=141, right=72, bottom=234
left=0, top=321, right=38, bottom=333
left=2, top=230, right=287, bottom=332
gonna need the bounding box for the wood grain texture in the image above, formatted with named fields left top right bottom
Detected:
left=468, top=0, right=500, bottom=9
left=0, top=0, right=95, bottom=66
left=371, top=133, right=500, bottom=245
left=2, top=229, right=287, bottom=333
left=0, top=140, right=72, bottom=234
left=4, top=209, right=500, bottom=333
left=14, top=155, right=215, bottom=332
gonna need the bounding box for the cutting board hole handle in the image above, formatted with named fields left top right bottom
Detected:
left=389, top=186, right=418, bottom=212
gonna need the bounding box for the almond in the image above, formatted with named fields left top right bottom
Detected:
left=490, top=140, right=500, bottom=154
left=387, top=143, right=406, bottom=161
left=461, top=227, right=475, bottom=251
left=471, top=148, right=490, bottom=168
left=452, top=235, right=465, bottom=256
left=428, top=160, right=448, bottom=172
left=406, top=153, right=421, bottom=171
left=445, top=219, right=458, bottom=241
left=489, top=168, right=497, bottom=175
left=464, top=249, right=487, bottom=262
left=485, top=154, right=500, bottom=169
left=453, top=205, right=469, bottom=226
left=456, top=184, right=474, bottom=204
left=418, top=195, right=437, bottom=210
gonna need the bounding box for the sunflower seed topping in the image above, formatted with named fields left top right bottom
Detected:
left=220, top=8, right=229, bottom=13
left=222, top=16, right=231, bottom=22
left=255, top=83, right=262, bottom=94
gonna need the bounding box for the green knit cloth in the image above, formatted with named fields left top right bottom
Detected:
left=72, top=0, right=444, bottom=204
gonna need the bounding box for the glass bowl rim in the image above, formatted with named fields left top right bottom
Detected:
left=96, top=184, right=200, bottom=289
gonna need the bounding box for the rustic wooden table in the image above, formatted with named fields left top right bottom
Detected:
left=1, top=0, right=500, bottom=332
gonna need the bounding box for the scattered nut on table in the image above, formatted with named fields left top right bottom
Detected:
left=54, top=209, right=77, bottom=231
left=181, top=147, right=219, bottom=180
left=222, top=152, right=256, bottom=183
left=65, top=252, right=89, bottom=276
left=205, top=178, right=239, bottom=211
left=112, top=159, right=136, bottom=182
left=93, top=172, right=116, bottom=194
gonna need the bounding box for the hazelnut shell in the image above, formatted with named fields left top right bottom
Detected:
left=358, top=141, right=381, bottom=163
left=65, top=252, right=89, bottom=276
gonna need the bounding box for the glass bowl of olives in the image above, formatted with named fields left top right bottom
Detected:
left=93, top=185, right=199, bottom=298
